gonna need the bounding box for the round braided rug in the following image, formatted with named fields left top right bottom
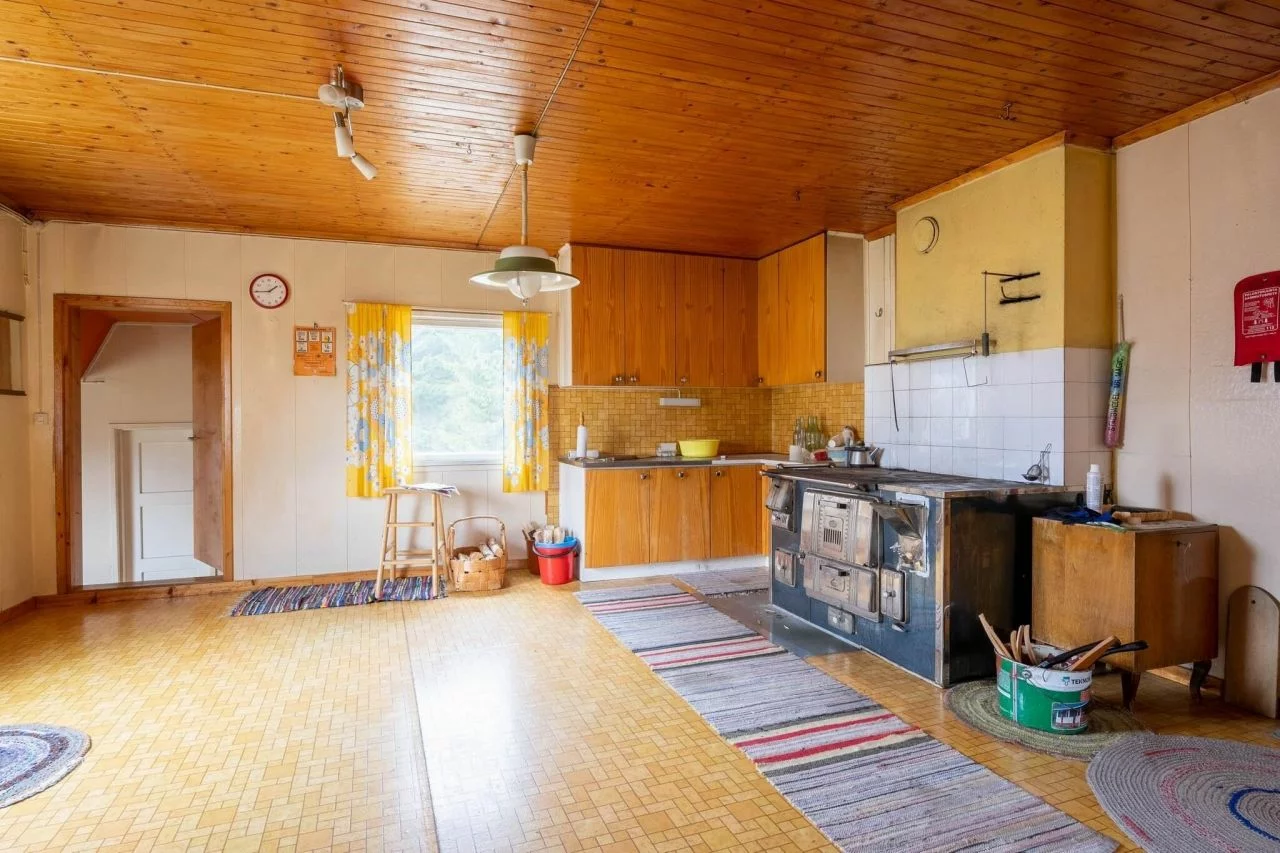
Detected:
left=1088, top=733, right=1280, bottom=853
left=945, top=679, right=1145, bottom=760
left=0, top=724, right=91, bottom=808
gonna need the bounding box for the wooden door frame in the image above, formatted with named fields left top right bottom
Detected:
left=53, top=294, right=234, bottom=594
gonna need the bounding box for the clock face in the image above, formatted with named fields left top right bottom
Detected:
left=249, top=274, right=289, bottom=309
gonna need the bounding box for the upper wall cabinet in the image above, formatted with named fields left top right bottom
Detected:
left=864, top=234, right=896, bottom=365
left=758, top=234, right=827, bottom=386
left=569, top=246, right=757, bottom=387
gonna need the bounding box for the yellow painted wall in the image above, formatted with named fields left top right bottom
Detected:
left=1064, top=146, right=1116, bottom=348
left=894, top=144, right=1115, bottom=353
left=896, top=148, right=1066, bottom=352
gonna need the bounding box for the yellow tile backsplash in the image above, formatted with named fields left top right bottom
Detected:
left=545, top=382, right=864, bottom=524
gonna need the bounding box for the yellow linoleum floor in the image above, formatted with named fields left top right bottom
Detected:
left=1, top=572, right=1275, bottom=853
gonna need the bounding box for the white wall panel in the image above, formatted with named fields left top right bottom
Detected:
left=27, top=224, right=552, bottom=592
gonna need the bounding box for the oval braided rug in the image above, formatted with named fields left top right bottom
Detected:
left=945, top=680, right=1145, bottom=760
left=1088, top=733, right=1280, bottom=852
left=0, top=724, right=91, bottom=808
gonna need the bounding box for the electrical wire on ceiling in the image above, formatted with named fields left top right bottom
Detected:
left=474, top=0, right=605, bottom=247
left=0, top=55, right=313, bottom=102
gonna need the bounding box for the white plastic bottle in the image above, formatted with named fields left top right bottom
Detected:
left=1085, top=463, right=1104, bottom=511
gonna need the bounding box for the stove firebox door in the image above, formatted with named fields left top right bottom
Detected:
left=880, top=567, right=907, bottom=623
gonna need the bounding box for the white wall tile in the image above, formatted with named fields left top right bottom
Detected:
left=952, top=387, right=977, bottom=418
left=928, top=387, right=953, bottom=417
left=1003, top=417, right=1035, bottom=451
left=958, top=356, right=989, bottom=387
left=975, top=449, right=1004, bottom=480
left=1003, top=450, right=1036, bottom=482
left=890, top=362, right=911, bottom=392
left=975, top=417, right=1003, bottom=450
left=865, top=364, right=889, bottom=393
left=930, top=446, right=953, bottom=475
left=1032, top=418, right=1063, bottom=454
left=952, top=417, right=976, bottom=447
left=1003, top=385, right=1034, bottom=417
left=1032, top=348, right=1065, bottom=383
left=1032, top=382, right=1065, bottom=418
left=930, top=359, right=956, bottom=389
left=996, top=351, right=1033, bottom=385
left=952, top=447, right=977, bottom=477
left=907, top=360, right=930, bottom=390
left=928, top=417, right=953, bottom=447
left=909, top=445, right=930, bottom=471
left=909, top=389, right=930, bottom=419
left=909, top=417, right=929, bottom=446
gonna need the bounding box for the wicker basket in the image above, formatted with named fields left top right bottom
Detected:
left=447, top=515, right=508, bottom=592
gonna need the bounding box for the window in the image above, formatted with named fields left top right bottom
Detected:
left=411, top=311, right=503, bottom=465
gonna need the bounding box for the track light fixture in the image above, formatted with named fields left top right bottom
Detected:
left=318, top=65, right=378, bottom=181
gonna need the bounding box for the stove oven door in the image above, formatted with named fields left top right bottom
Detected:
left=880, top=567, right=907, bottom=623
left=805, top=557, right=880, bottom=621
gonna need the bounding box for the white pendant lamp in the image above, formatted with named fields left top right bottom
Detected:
left=318, top=65, right=378, bottom=181
left=470, top=134, right=579, bottom=302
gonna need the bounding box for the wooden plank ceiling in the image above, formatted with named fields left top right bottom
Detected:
left=1, top=0, right=1278, bottom=257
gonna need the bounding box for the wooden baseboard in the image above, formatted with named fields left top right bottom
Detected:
left=33, top=560, right=528, bottom=608
left=0, top=597, right=36, bottom=625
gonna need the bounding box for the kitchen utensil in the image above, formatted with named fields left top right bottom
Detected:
left=979, top=613, right=1011, bottom=660
left=1023, top=443, right=1052, bottom=483
left=677, top=439, right=720, bottom=458
left=829, top=444, right=884, bottom=467
left=1068, top=636, right=1119, bottom=671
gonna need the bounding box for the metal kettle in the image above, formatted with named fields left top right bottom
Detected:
left=843, top=443, right=885, bottom=468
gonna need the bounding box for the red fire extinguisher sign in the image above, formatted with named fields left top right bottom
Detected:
left=1234, top=271, right=1280, bottom=366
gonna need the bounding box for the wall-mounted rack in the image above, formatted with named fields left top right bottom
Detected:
left=888, top=339, right=986, bottom=362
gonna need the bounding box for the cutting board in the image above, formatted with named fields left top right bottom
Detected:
left=1225, top=585, right=1280, bottom=719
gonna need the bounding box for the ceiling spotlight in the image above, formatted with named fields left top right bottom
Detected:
left=469, top=133, right=579, bottom=303
left=317, top=65, right=365, bottom=110
left=351, top=153, right=378, bottom=181
left=317, top=64, right=379, bottom=181
left=333, top=114, right=355, bottom=158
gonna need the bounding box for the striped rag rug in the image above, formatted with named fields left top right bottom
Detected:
left=576, top=584, right=1115, bottom=853
left=230, top=576, right=443, bottom=617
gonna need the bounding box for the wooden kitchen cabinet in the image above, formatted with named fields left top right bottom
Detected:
left=650, top=467, right=710, bottom=563
left=1032, top=517, right=1219, bottom=708
left=710, top=466, right=761, bottom=558
left=722, top=258, right=759, bottom=387
left=623, top=250, right=677, bottom=385
left=675, top=254, right=723, bottom=387
left=585, top=469, right=651, bottom=568
left=779, top=234, right=827, bottom=385
left=570, top=246, right=627, bottom=386
left=756, top=234, right=826, bottom=386
left=757, top=253, right=780, bottom=386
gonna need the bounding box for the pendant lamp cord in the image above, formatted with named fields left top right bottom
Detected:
left=520, top=163, right=529, bottom=245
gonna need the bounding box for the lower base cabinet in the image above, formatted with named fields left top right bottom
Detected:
left=711, top=466, right=761, bottom=558
left=584, top=466, right=763, bottom=568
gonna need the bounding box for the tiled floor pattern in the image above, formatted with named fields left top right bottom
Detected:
left=0, top=572, right=1275, bottom=852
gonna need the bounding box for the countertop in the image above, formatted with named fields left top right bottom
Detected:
left=559, top=453, right=788, bottom=469
left=559, top=455, right=1079, bottom=499
left=764, top=465, right=1081, bottom=500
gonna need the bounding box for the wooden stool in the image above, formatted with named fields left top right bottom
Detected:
left=376, top=483, right=456, bottom=599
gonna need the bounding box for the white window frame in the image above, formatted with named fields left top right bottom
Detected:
left=411, top=309, right=504, bottom=469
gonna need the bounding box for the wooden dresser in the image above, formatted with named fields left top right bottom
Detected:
left=1031, top=517, right=1219, bottom=707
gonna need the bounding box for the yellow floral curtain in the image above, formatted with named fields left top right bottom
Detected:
left=346, top=303, right=413, bottom=497
left=502, top=312, right=550, bottom=492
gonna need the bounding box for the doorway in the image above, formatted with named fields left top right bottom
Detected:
left=54, top=295, right=233, bottom=593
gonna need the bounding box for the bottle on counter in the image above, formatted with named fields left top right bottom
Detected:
left=1086, top=464, right=1104, bottom=511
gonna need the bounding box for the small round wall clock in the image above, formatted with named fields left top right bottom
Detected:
left=249, top=273, right=290, bottom=309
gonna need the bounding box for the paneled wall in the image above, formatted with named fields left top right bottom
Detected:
left=1115, top=88, right=1280, bottom=651
left=0, top=216, right=32, bottom=612
left=27, top=223, right=562, bottom=592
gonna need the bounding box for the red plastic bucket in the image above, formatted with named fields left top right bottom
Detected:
left=533, top=538, right=578, bottom=586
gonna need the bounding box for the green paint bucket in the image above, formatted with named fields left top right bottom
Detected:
left=996, top=656, right=1092, bottom=734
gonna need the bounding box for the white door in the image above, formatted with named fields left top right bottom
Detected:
left=118, top=426, right=214, bottom=582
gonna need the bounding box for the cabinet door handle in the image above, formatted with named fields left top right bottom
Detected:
left=629, top=375, right=638, bottom=384
left=677, top=471, right=686, bottom=479
left=680, top=376, right=688, bottom=384
left=756, top=377, right=765, bottom=386
left=814, top=370, right=823, bottom=379
left=715, top=470, right=723, bottom=477
left=639, top=473, right=649, bottom=480
left=612, top=374, right=622, bottom=384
